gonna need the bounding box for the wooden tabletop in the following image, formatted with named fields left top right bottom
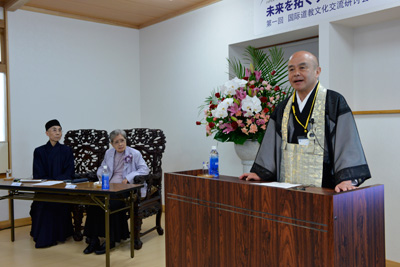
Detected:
left=0, top=180, right=143, bottom=195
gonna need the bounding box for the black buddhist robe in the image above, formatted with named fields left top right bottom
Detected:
left=30, top=141, right=74, bottom=248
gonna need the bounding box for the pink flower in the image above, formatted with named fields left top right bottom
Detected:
left=246, top=119, right=253, bottom=126
left=227, top=103, right=241, bottom=116
left=236, top=88, right=247, bottom=101
left=241, top=128, right=249, bottom=135
left=261, top=125, right=267, bottom=130
left=206, top=125, right=212, bottom=135
left=222, top=123, right=235, bottom=134
left=249, top=124, right=258, bottom=134
left=256, top=119, right=265, bottom=125
left=255, top=70, right=262, bottom=81
left=245, top=68, right=251, bottom=77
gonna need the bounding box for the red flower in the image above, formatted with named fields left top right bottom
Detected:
left=271, top=70, right=276, bottom=76
left=215, top=93, right=221, bottom=98
left=263, top=107, right=270, bottom=113
left=209, top=100, right=213, bottom=104
left=209, top=122, right=215, bottom=128
left=249, top=84, right=255, bottom=89
left=231, top=121, right=238, bottom=130
left=243, top=77, right=249, bottom=80
left=274, top=86, right=280, bottom=91
left=260, top=97, right=268, bottom=103
left=196, top=121, right=201, bottom=125
left=259, top=78, right=264, bottom=83
left=283, top=92, right=286, bottom=95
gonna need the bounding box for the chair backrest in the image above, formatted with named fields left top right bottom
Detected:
left=124, top=128, right=166, bottom=176
left=64, top=129, right=109, bottom=175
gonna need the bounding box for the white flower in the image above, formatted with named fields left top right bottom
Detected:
left=211, top=98, right=233, bottom=118
left=221, top=77, right=248, bottom=96
left=241, top=95, right=261, bottom=117
left=232, top=77, right=248, bottom=87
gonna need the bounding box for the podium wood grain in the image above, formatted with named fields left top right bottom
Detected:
left=164, top=170, right=385, bottom=267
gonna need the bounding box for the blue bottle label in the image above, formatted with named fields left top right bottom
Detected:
left=102, top=174, right=110, bottom=190
left=209, top=156, right=219, bottom=177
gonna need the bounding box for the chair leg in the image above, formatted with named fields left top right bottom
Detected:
left=134, top=214, right=143, bottom=250
left=71, top=205, right=84, bottom=241
left=156, top=208, right=164, bottom=235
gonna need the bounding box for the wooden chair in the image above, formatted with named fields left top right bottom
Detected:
left=124, top=128, right=166, bottom=249
left=64, top=129, right=109, bottom=241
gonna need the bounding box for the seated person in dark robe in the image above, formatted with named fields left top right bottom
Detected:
left=30, top=119, right=74, bottom=248
left=83, top=129, right=149, bottom=255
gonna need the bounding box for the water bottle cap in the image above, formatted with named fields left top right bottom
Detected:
left=103, top=166, right=108, bottom=170
left=211, top=146, right=217, bottom=150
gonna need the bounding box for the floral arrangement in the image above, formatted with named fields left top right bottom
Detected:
left=196, top=46, right=293, bottom=145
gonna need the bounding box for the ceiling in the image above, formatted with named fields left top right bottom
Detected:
left=2, top=0, right=221, bottom=29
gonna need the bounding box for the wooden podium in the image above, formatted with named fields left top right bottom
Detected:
left=164, top=170, right=385, bottom=267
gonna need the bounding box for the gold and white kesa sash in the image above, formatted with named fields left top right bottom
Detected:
left=280, top=84, right=327, bottom=187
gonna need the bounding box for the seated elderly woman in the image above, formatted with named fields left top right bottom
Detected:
left=83, top=129, right=149, bottom=255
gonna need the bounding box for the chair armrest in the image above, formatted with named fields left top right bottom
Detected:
left=134, top=174, right=153, bottom=184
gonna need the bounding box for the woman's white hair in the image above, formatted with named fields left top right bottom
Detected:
left=109, top=129, right=127, bottom=143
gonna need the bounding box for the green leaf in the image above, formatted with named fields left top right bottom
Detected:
left=214, top=131, right=230, bottom=142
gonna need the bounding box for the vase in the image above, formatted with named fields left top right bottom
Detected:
left=234, top=140, right=260, bottom=174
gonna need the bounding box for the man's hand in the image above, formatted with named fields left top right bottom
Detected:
left=239, top=172, right=261, bottom=181
left=335, top=180, right=357, bottom=193
left=122, top=178, right=128, bottom=184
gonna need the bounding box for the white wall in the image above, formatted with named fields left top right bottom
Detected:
left=139, top=0, right=253, bottom=176
left=139, top=0, right=400, bottom=262
left=2, top=10, right=141, bottom=221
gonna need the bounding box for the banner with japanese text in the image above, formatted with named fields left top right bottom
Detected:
left=254, top=0, right=395, bottom=35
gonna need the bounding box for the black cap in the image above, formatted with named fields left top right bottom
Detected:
left=45, top=119, right=61, bottom=131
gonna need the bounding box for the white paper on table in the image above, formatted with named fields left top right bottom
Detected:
left=31, top=181, right=64, bottom=186
left=20, top=179, right=46, bottom=183
left=257, top=182, right=301, bottom=189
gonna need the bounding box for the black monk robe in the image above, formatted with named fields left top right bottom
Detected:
left=30, top=141, right=74, bottom=248
left=251, top=88, right=371, bottom=189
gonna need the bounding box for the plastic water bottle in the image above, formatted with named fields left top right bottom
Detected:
left=101, top=165, right=110, bottom=190
left=209, top=146, right=219, bottom=177
left=202, top=161, right=209, bottom=175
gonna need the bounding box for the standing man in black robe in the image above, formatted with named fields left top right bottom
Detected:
left=239, top=51, right=371, bottom=192
left=30, top=119, right=74, bottom=248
